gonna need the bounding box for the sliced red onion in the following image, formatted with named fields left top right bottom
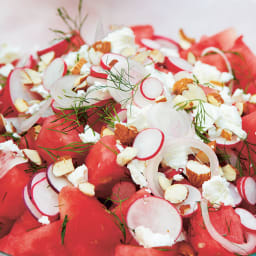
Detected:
left=126, top=196, right=182, bottom=247
left=235, top=208, right=256, bottom=231
left=23, top=185, right=43, bottom=220
left=201, top=47, right=232, bottom=74
left=201, top=199, right=256, bottom=255
left=100, top=53, right=126, bottom=70
left=47, top=164, right=72, bottom=193
left=43, top=58, right=67, bottom=90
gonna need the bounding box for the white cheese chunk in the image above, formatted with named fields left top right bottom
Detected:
left=38, top=215, right=50, bottom=225
left=79, top=125, right=100, bottom=144
left=0, top=140, right=24, bottom=157
left=67, top=164, right=88, bottom=187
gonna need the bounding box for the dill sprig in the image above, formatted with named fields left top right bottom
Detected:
left=24, top=162, right=47, bottom=174
left=61, top=215, right=69, bottom=245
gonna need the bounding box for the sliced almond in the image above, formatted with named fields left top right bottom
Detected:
left=131, top=51, right=150, bottom=64
left=235, top=102, right=244, bottom=116
left=207, top=92, right=224, bottom=107
left=220, top=129, right=232, bottom=141
left=78, top=182, right=95, bottom=196
left=24, top=69, right=42, bottom=84
left=92, top=41, right=111, bottom=54
left=14, top=98, right=29, bottom=113
left=222, top=164, right=238, bottom=182
left=38, top=51, right=55, bottom=72
left=23, top=149, right=42, bottom=165
left=172, top=78, right=193, bottom=95
left=155, top=95, right=167, bottom=103
left=149, top=50, right=165, bottom=63
left=116, top=147, right=137, bottom=166
left=158, top=173, right=172, bottom=191
left=186, top=160, right=211, bottom=187
left=164, top=184, right=188, bottom=204
left=173, top=95, right=194, bottom=110
left=195, top=141, right=216, bottom=164
left=249, top=94, right=256, bottom=104
left=74, top=75, right=88, bottom=89
left=187, top=52, right=196, bottom=65
left=32, top=125, right=41, bottom=140
left=52, top=156, right=74, bottom=177
left=21, top=70, right=33, bottom=84
left=209, top=80, right=224, bottom=87
left=114, top=123, right=138, bottom=146
left=179, top=29, right=195, bottom=50
left=100, top=127, right=115, bottom=137
left=71, top=57, right=87, bottom=75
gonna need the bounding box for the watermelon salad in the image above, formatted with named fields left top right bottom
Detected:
left=0, top=4, right=256, bottom=256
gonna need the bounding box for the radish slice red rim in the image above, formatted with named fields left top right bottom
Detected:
left=235, top=208, right=256, bottom=231
left=27, top=171, right=47, bottom=198
left=215, top=135, right=241, bottom=148
left=47, top=164, right=72, bottom=193
left=140, top=38, right=161, bottom=50
left=100, top=53, right=126, bottom=70
left=176, top=184, right=201, bottom=217
left=31, top=176, right=60, bottom=217
left=90, top=65, right=108, bottom=79
left=237, top=177, right=246, bottom=199
left=24, top=185, right=43, bottom=220
left=201, top=199, right=256, bottom=255
left=126, top=196, right=182, bottom=248
left=43, top=58, right=67, bottom=90
left=153, top=35, right=180, bottom=51
left=140, top=77, right=164, bottom=100
left=165, top=56, right=193, bottom=74
left=241, top=177, right=256, bottom=205
left=133, top=128, right=165, bottom=160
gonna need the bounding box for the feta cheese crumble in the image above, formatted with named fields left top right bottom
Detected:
left=38, top=216, right=50, bottom=225
left=0, top=140, right=24, bottom=157
left=79, top=125, right=100, bottom=144
left=67, top=164, right=88, bottom=187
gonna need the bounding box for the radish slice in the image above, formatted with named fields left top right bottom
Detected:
left=127, top=196, right=182, bottom=247
left=27, top=171, right=47, bottom=197
left=140, top=38, right=160, bottom=50
left=24, top=185, right=43, bottom=220
left=133, top=128, right=164, bottom=160
left=100, top=53, right=126, bottom=70
left=50, top=75, right=80, bottom=108
left=90, top=65, right=108, bottom=79
left=229, top=183, right=242, bottom=207
left=237, top=177, right=246, bottom=199
left=16, top=54, right=37, bottom=69
left=235, top=208, right=256, bottom=231
left=165, top=56, right=193, bottom=74
left=87, top=75, right=107, bottom=86
left=116, top=109, right=127, bottom=122
left=47, top=164, right=72, bottom=193
left=31, top=176, right=60, bottom=217
left=43, top=58, right=67, bottom=90
left=176, top=184, right=201, bottom=217
left=153, top=35, right=180, bottom=51
left=242, top=177, right=256, bottom=205
left=215, top=135, right=241, bottom=149
left=140, top=77, right=164, bottom=100
left=201, top=199, right=256, bottom=255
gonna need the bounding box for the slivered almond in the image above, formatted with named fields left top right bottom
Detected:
left=38, top=51, right=55, bottom=72
left=164, top=184, right=188, bottom=204
left=173, top=95, right=194, bottom=110
left=24, top=69, right=42, bottom=84
left=249, top=94, right=256, bottom=104
left=207, top=92, right=224, bottom=106
left=52, top=156, right=74, bottom=177
left=210, top=80, right=224, bottom=87
left=172, top=78, right=193, bottom=95
left=158, top=173, right=172, bottom=191
left=74, top=75, right=88, bottom=89
left=114, top=123, right=138, bottom=146
left=220, top=129, right=232, bottom=141
left=179, top=29, right=195, bottom=44
left=149, top=50, right=165, bottom=63
left=71, top=58, right=87, bottom=75
left=187, top=52, right=196, bottom=65
left=23, top=149, right=42, bottom=165
left=186, top=160, right=211, bottom=187
left=155, top=95, right=167, bottom=103
left=222, top=164, right=238, bottom=182
left=116, top=147, right=137, bottom=166
left=100, top=127, right=115, bottom=137
left=32, top=125, right=41, bottom=140
left=195, top=141, right=216, bottom=164
left=235, top=102, right=244, bottom=116
left=131, top=51, right=150, bottom=64
left=78, top=182, right=95, bottom=196
left=21, top=70, right=33, bottom=84
left=14, top=98, right=29, bottom=113
left=92, top=41, right=111, bottom=54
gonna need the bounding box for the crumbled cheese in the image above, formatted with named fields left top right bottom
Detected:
left=26, top=103, right=41, bottom=115
left=232, top=88, right=251, bottom=103
left=158, top=172, right=171, bottom=191
left=103, top=27, right=137, bottom=54
left=38, top=215, right=50, bottom=225
left=0, top=63, right=14, bottom=77
left=80, top=62, right=91, bottom=75
left=127, top=159, right=148, bottom=188
left=64, top=52, right=79, bottom=68
left=79, top=125, right=100, bottom=144
left=134, top=225, right=174, bottom=248
left=67, top=164, right=88, bottom=187
left=202, top=176, right=234, bottom=206
left=0, top=140, right=24, bottom=157
left=116, top=147, right=137, bottom=166
left=30, top=84, right=50, bottom=98
left=88, top=48, right=102, bottom=65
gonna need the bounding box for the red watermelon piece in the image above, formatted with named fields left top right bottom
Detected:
left=130, top=25, right=154, bottom=44
left=0, top=163, right=30, bottom=220
left=189, top=205, right=245, bottom=256
left=0, top=217, right=15, bottom=239
left=58, top=186, right=123, bottom=256
left=85, top=135, right=128, bottom=197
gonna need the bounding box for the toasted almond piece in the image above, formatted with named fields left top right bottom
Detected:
left=179, top=29, right=195, bottom=44
left=116, top=147, right=137, bottom=166
left=40, top=51, right=55, bottom=65
left=14, top=98, right=29, bottom=113
left=92, top=41, right=111, bottom=54
left=235, top=102, right=244, bottom=116
left=173, top=95, right=194, bottom=110
left=164, top=184, right=188, bottom=204
left=177, top=241, right=196, bottom=256
left=179, top=204, right=191, bottom=216
left=23, top=149, right=42, bottom=165
left=78, top=182, right=95, bottom=196
left=172, top=78, right=193, bottom=95
left=222, top=164, right=238, bottom=182
left=74, top=75, right=88, bottom=88
left=155, top=95, right=167, bottom=103
left=249, top=94, right=256, bottom=104
left=179, top=29, right=195, bottom=50
left=52, top=156, right=74, bottom=177
left=32, top=125, right=41, bottom=140
left=149, top=50, right=165, bottom=63
left=207, top=92, right=224, bottom=107
left=186, top=160, right=211, bottom=187
left=195, top=141, right=216, bottom=164
left=220, top=129, right=232, bottom=141
left=197, top=243, right=206, bottom=249
left=209, top=80, right=224, bottom=87
left=101, top=127, right=115, bottom=137
left=158, top=173, right=172, bottom=191
left=114, top=123, right=138, bottom=146
left=187, top=52, right=196, bottom=65
left=21, top=70, right=33, bottom=84
left=24, top=69, right=42, bottom=84
left=71, top=57, right=87, bottom=75
left=131, top=51, right=150, bottom=64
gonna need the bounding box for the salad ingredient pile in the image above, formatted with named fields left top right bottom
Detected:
left=0, top=4, right=256, bottom=256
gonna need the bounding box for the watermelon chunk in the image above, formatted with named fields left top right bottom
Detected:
left=130, top=25, right=154, bottom=44
left=189, top=205, right=245, bottom=256
left=58, top=186, right=123, bottom=256
left=0, top=217, right=14, bottom=239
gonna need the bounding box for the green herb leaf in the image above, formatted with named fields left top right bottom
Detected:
left=61, top=215, right=69, bottom=245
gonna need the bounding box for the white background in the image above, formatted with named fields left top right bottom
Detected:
left=1, top=0, right=256, bottom=52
